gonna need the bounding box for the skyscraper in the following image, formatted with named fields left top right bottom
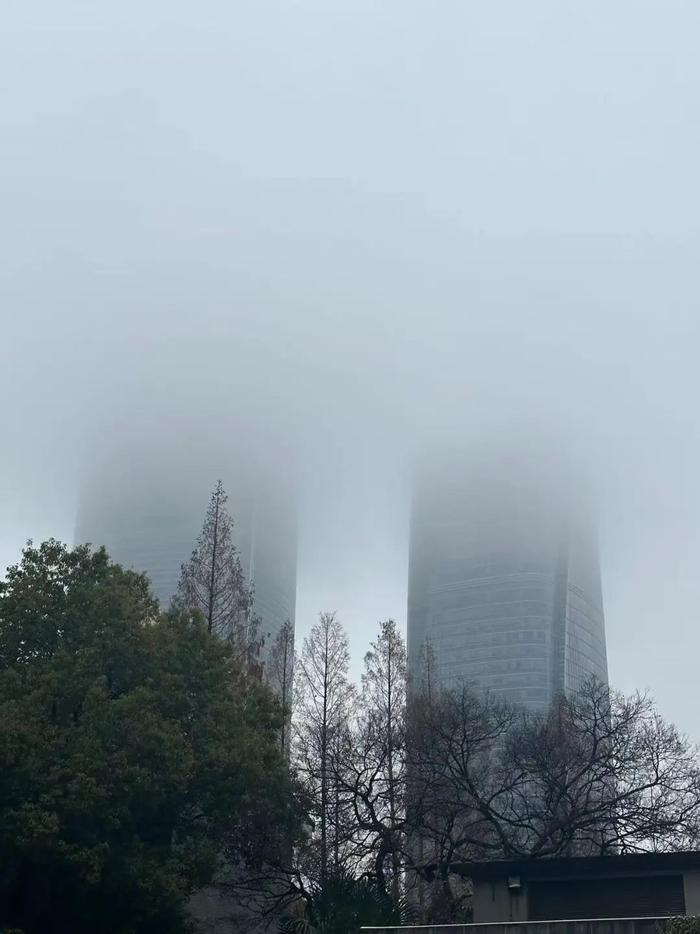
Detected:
left=75, top=443, right=297, bottom=653
left=407, top=445, right=607, bottom=711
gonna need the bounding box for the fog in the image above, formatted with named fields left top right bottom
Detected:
left=2, top=3, right=700, bottom=735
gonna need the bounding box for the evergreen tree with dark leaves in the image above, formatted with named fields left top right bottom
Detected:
left=0, top=539, right=294, bottom=934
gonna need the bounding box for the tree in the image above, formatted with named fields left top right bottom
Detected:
left=504, top=681, right=700, bottom=856
left=407, top=680, right=516, bottom=918
left=267, top=618, right=295, bottom=756
left=280, top=875, right=410, bottom=934
left=407, top=677, right=700, bottom=881
left=336, top=620, right=407, bottom=903
left=294, top=612, right=354, bottom=887
left=225, top=615, right=355, bottom=927
left=176, top=480, right=262, bottom=670
left=0, top=540, right=294, bottom=934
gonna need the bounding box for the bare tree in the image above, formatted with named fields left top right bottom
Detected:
left=408, top=678, right=700, bottom=881
left=407, top=680, right=517, bottom=918
left=335, top=620, right=408, bottom=902
left=506, top=681, right=700, bottom=856
left=176, top=480, right=262, bottom=670
left=294, top=611, right=354, bottom=887
left=267, top=618, right=295, bottom=756
left=218, top=619, right=700, bottom=929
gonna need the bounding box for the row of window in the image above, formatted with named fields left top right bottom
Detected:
left=440, top=657, right=549, bottom=674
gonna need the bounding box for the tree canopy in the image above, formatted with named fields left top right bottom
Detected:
left=0, top=540, right=293, bottom=934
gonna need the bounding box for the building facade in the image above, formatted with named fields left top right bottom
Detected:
left=407, top=447, right=608, bottom=710
left=75, top=451, right=297, bottom=654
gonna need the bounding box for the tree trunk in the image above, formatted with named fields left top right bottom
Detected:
left=319, top=624, right=329, bottom=885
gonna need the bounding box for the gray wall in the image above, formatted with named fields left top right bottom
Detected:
left=684, top=870, right=700, bottom=916
left=473, top=877, right=529, bottom=923
left=362, top=922, right=670, bottom=934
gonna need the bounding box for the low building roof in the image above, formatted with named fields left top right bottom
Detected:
left=449, top=851, right=700, bottom=880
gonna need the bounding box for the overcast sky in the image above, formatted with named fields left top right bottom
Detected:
left=2, top=2, right=700, bottom=737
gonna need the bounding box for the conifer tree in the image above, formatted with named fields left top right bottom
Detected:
left=177, top=480, right=262, bottom=668
left=294, top=612, right=354, bottom=886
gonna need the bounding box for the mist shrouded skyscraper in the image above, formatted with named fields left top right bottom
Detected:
left=74, top=431, right=297, bottom=654
left=407, top=442, right=608, bottom=711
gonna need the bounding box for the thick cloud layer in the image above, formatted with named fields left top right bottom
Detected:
left=2, top=2, right=700, bottom=735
